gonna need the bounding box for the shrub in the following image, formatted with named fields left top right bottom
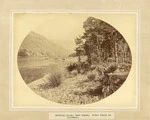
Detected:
left=87, top=72, right=96, bottom=80
left=119, top=64, right=131, bottom=72
left=91, top=53, right=100, bottom=64
left=42, top=72, right=62, bottom=89
left=66, top=63, right=77, bottom=72
left=104, top=63, right=118, bottom=74
left=18, top=49, right=29, bottom=57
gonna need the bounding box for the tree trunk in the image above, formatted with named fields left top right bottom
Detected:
left=87, top=53, right=92, bottom=66
left=122, top=50, right=125, bottom=63
left=114, top=40, right=118, bottom=63
left=78, top=54, right=81, bottom=73
left=78, top=55, right=81, bottom=63
left=96, top=39, right=101, bottom=63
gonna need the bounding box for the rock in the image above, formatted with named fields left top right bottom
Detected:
left=90, top=65, right=97, bottom=71
left=71, top=70, right=78, bottom=76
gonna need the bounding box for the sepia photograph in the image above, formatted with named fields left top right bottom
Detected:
left=0, top=0, right=149, bottom=119
left=0, top=0, right=150, bottom=119
left=17, top=14, right=132, bottom=105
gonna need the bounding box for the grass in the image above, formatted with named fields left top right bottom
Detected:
left=28, top=67, right=129, bottom=104
left=19, top=57, right=131, bottom=105
left=41, top=71, right=62, bottom=89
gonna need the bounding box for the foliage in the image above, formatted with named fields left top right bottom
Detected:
left=80, top=61, right=90, bottom=72
left=18, top=49, right=29, bottom=57
left=91, top=53, right=100, bottom=64
left=118, top=63, right=131, bottom=72
left=74, top=36, right=84, bottom=57
left=66, top=63, right=78, bottom=72
left=74, top=36, right=85, bottom=73
left=45, top=72, right=62, bottom=88
left=80, top=17, right=132, bottom=65
left=104, top=63, right=118, bottom=74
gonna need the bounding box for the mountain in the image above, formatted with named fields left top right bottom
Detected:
left=52, top=39, right=75, bottom=53
left=18, top=31, right=71, bottom=58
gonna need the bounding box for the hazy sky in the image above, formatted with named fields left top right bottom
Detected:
left=33, top=14, right=88, bottom=52
left=15, top=13, right=135, bottom=52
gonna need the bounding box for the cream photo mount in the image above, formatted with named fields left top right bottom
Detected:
left=9, top=10, right=140, bottom=111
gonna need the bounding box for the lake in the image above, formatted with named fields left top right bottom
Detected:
left=17, top=57, right=62, bottom=84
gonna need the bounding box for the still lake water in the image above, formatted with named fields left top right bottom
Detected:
left=17, top=57, right=61, bottom=84
left=18, top=57, right=58, bottom=68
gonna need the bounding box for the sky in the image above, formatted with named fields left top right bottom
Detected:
left=15, top=13, right=136, bottom=52
left=33, top=14, right=88, bottom=52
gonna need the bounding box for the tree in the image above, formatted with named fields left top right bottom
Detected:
left=77, top=16, right=132, bottom=66
left=74, top=36, right=84, bottom=73
left=82, top=17, right=109, bottom=64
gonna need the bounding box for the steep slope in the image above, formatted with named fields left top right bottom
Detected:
left=18, top=31, right=71, bottom=57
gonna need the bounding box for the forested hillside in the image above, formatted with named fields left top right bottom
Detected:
left=74, top=17, right=132, bottom=65
left=18, top=31, right=71, bottom=58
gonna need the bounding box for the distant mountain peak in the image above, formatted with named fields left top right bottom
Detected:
left=18, top=31, right=71, bottom=58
